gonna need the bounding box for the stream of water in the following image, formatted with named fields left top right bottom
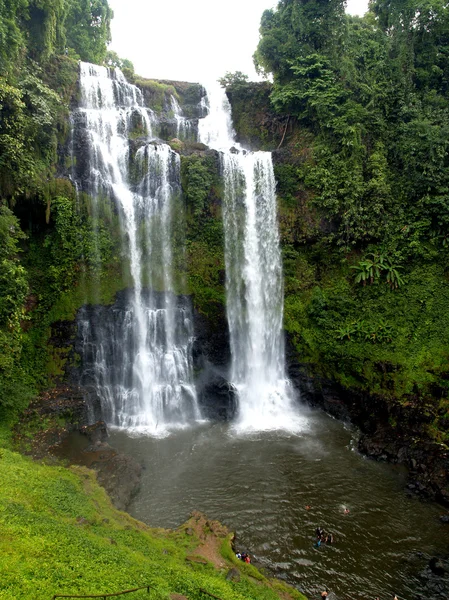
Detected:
left=199, top=83, right=301, bottom=432
left=74, top=63, right=200, bottom=436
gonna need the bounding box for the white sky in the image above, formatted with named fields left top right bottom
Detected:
left=107, top=0, right=369, bottom=84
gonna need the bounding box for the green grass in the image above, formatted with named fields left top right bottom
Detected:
left=0, top=420, right=13, bottom=449
left=0, top=449, right=306, bottom=600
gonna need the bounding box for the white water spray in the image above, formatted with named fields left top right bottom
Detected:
left=76, top=62, right=200, bottom=436
left=170, top=95, right=192, bottom=140
left=199, top=83, right=306, bottom=433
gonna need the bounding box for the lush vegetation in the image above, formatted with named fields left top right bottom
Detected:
left=2, top=0, right=449, bottom=463
left=222, top=0, right=449, bottom=441
left=0, top=0, right=116, bottom=422
left=253, top=0, right=449, bottom=250
left=181, top=152, right=226, bottom=322
left=0, top=448, right=305, bottom=600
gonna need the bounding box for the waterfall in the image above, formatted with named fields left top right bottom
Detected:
left=74, top=62, right=200, bottom=436
left=170, top=95, right=191, bottom=139
left=199, top=83, right=304, bottom=432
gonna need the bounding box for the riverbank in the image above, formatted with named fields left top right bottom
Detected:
left=0, top=445, right=306, bottom=600
left=291, top=367, right=449, bottom=505
left=5, top=384, right=449, bottom=599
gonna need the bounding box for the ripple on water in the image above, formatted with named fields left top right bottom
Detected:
left=108, top=412, right=447, bottom=600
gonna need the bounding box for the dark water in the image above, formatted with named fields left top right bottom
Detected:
left=108, top=407, right=448, bottom=600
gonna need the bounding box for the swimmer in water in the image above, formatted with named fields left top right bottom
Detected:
left=343, top=508, right=350, bottom=514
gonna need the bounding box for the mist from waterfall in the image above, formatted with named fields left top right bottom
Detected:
left=199, top=83, right=306, bottom=433
left=75, top=62, right=200, bottom=437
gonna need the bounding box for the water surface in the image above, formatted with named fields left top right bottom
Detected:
left=109, top=408, right=447, bottom=600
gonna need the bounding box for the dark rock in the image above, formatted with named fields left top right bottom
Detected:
left=49, top=320, right=77, bottom=349
left=429, top=557, right=446, bottom=576
left=192, top=307, right=230, bottom=368
left=226, top=568, right=240, bottom=582
left=285, top=339, right=449, bottom=505
left=199, top=374, right=237, bottom=421
left=80, top=421, right=108, bottom=445
left=190, top=304, right=237, bottom=420
left=177, top=141, right=209, bottom=155
left=93, top=449, right=142, bottom=511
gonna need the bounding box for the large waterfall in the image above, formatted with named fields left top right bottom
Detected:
left=199, top=84, right=304, bottom=432
left=74, top=63, right=200, bottom=436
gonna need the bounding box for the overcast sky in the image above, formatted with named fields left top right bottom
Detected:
left=107, top=0, right=369, bottom=83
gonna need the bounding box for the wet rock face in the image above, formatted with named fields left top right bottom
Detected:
left=198, top=374, right=237, bottom=421
left=192, top=307, right=236, bottom=420
left=418, top=556, right=449, bottom=599
left=87, top=441, right=142, bottom=511
left=192, top=309, right=230, bottom=368
left=14, top=384, right=142, bottom=511
left=71, top=291, right=236, bottom=424
left=358, top=428, right=449, bottom=505
left=285, top=337, right=449, bottom=504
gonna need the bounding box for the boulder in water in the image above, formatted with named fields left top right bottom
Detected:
left=199, top=374, right=237, bottom=421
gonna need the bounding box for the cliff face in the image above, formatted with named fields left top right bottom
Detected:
left=6, top=66, right=449, bottom=501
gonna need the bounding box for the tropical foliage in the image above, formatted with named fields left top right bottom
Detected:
left=0, top=0, right=113, bottom=419
left=254, top=0, right=449, bottom=256
left=225, top=0, right=449, bottom=439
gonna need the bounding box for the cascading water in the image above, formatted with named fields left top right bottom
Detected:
left=199, top=83, right=306, bottom=432
left=170, top=95, right=191, bottom=140
left=74, top=62, right=200, bottom=436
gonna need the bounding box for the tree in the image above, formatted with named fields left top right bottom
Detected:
left=0, top=0, right=28, bottom=73
left=254, top=0, right=346, bottom=81
left=218, top=71, right=249, bottom=88
left=104, top=50, right=134, bottom=73
left=25, top=0, right=67, bottom=61
left=65, top=0, right=113, bottom=63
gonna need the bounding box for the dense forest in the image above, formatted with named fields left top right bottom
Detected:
left=1, top=0, right=449, bottom=459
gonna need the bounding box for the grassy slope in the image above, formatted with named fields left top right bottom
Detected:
left=0, top=449, right=306, bottom=600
